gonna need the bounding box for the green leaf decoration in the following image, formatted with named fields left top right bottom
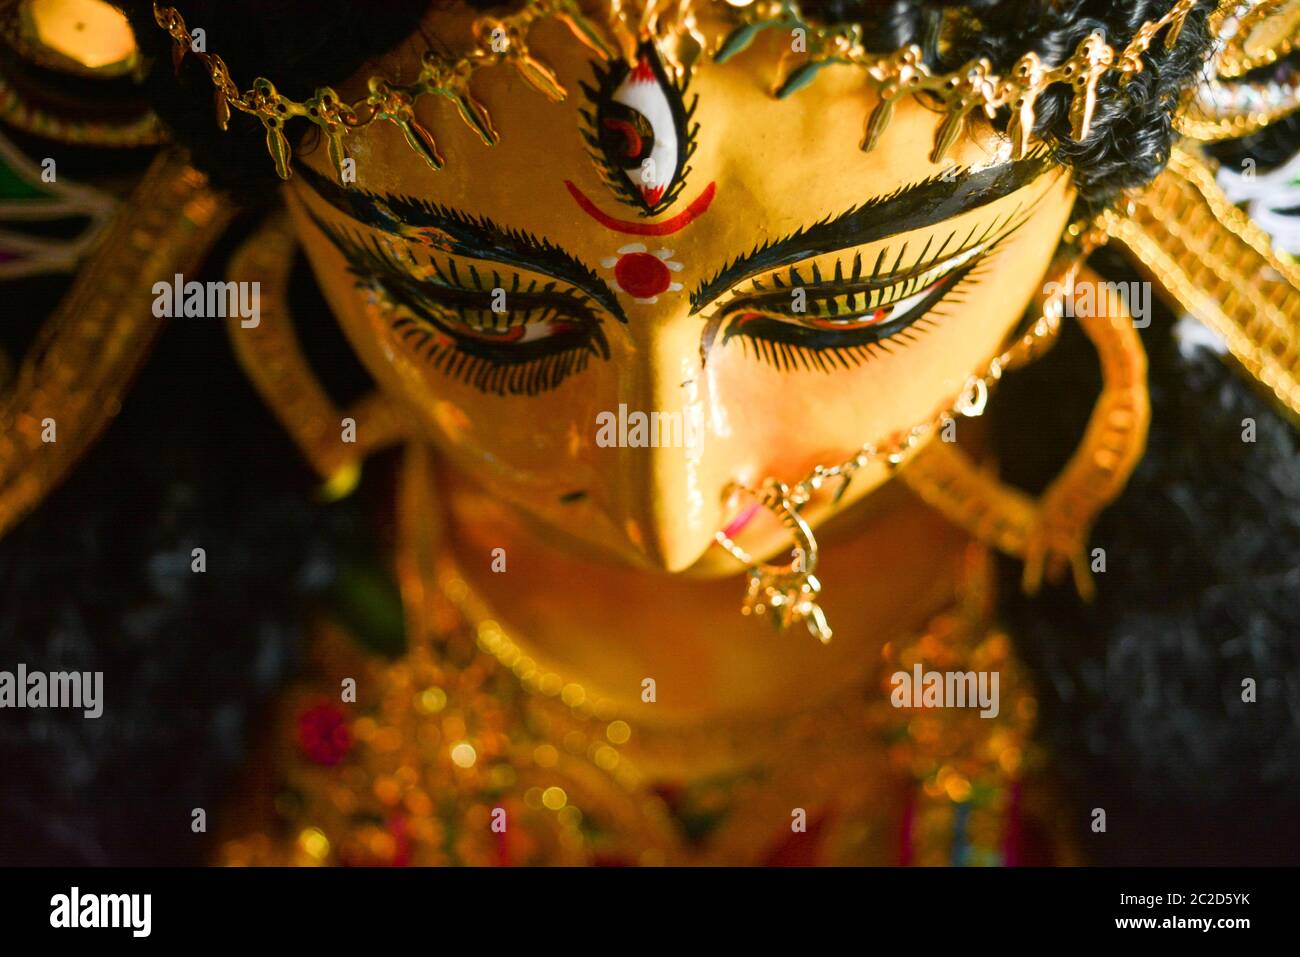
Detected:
left=715, top=21, right=776, bottom=64
left=775, top=57, right=845, bottom=99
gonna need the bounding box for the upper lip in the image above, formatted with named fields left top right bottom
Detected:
left=721, top=501, right=761, bottom=539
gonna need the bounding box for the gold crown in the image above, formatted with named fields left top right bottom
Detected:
left=152, top=0, right=1210, bottom=183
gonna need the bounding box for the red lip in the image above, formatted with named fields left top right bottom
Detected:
left=721, top=501, right=761, bottom=538
left=564, top=180, right=716, bottom=236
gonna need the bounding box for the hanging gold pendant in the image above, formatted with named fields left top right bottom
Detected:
left=714, top=479, right=832, bottom=644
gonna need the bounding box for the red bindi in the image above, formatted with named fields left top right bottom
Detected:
left=614, top=252, right=672, bottom=299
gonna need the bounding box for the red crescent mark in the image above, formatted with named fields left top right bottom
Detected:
left=601, top=118, right=643, bottom=158
left=565, top=180, right=716, bottom=237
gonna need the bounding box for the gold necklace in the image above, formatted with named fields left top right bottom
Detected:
left=221, top=447, right=1040, bottom=865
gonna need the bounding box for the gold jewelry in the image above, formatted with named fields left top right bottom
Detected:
left=722, top=0, right=1198, bottom=162
left=150, top=0, right=1203, bottom=181
left=1106, top=142, right=1300, bottom=419
left=713, top=478, right=829, bottom=641
left=901, top=261, right=1151, bottom=600
left=225, top=212, right=411, bottom=498
left=713, top=299, right=1059, bottom=643
left=0, top=147, right=229, bottom=540
left=717, top=238, right=1142, bottom=641
left=151, top=0, right=616, bottom=181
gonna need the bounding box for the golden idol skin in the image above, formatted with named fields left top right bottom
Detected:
left=285, top=3, right=1075, bottom=718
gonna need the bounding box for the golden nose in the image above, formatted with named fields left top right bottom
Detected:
left=596, top=321, right=729, bottom=573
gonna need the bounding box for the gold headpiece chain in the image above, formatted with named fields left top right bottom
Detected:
left=151, top=0, right=1203, bottom=182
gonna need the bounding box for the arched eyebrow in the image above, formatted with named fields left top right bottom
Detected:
left=294, top=164, right=627, bottom=324
left=689, top=154, right=1057, bottom=314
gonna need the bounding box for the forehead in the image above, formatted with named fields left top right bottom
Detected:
left=298, top=5, right=1018, bottom=258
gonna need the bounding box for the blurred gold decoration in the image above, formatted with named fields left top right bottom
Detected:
left=225, top=213, right=411, bottom=498
left=0, top=73, right=165, bottom=144
left=1178, top=0, right=1300, bottom=139
left=0, top=0, right=165, bottom=145
left=1106, top=144, right=1300, bottom=419
left=0, top=148, right=228, bottom=539
left=1212, top=0, right=1300, bottom=77
left=0, top=128, right=116, bottom=279
left=6, top=0, right=140, bottom=77
left=1176, top=64, right=1300, bottom=140
left=217, top=451, right=1038, bottom=864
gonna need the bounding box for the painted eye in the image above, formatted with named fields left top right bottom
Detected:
left=729, top=243, right=987, bottom=334
left=597, top=101, right=654, bottom=170
left=454, top=316, right=580, bottom=344
left=583, top=45, right=696, bottom=215
left=801, top=281, right=942, bottom=331
left=733, top=277, right=946, bottom=335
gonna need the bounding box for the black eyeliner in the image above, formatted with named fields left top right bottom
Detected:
left=690, top=153, right=1056, bottom=312
left=718, top=201, right=1037, bottom=371
left=294, top=164, right=627, bottom=324
left=310, top=212, right=610, bottom=396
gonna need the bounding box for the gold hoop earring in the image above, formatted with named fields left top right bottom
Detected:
left=898, top=257, right=1150, bottom=600
left=225, top=211, right=410, bottom=499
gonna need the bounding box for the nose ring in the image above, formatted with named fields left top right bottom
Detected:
left=714, top=479, right=833, bottom=644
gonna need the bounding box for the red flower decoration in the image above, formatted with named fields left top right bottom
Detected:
left=388, top=814, right=412, bottom=867
left=297, top=702, right=351, bottom=766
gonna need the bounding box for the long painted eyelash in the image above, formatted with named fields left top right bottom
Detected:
left=297, top=166, right=628, bottom=324
left=748, top=202, right=1021, bottom=310
left=386, top=301, right=601, bottom=396
left=719, top=203, right=1029, bottom=372
left=367, top=276, right=609, bottom=397
left=726, top=267, right=974, bottom=373
left=734, top=240, right=985, bottom=321
left=363, top=235, right=601, bottom=332
left=725, top=246, right=1001, bottom=374
left=731, top=315, right=942, bottom=374
left=323, top=221, right=608, bottom=397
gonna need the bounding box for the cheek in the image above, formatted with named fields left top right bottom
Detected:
left=703, top=198, right=1072, bottom=501
left=290, top=205, right=627, bottom=500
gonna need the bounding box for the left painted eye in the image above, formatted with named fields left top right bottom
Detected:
left=804, top=281, right=941, bottom=330
left=583, top=45, right=694, bottom=214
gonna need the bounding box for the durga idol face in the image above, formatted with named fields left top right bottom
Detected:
left=288, top=1, right=1076, bottom=577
